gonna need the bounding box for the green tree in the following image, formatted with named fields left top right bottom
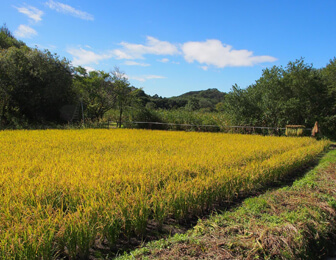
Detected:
left=281, top=59, right=329, bottom=126
left=252, top=65, right=286, bottom=126
left=0, top=24, right=25, bottom=49
left=0, top=46, right=75, bottom=125
left=198, top=98, right=214, bottom=111
left=73, top=67, right=116, bottom=120
left=185, top=97, right=200, bottom=111
left=320, top=58, right=336, bottom=138
left=111, top=67, right=141, bottom=127
left=322, top=58, right=336, bottom=110
left=223, top=84, right=261, bottom=125
left=222, top=58, right=332, bottom=131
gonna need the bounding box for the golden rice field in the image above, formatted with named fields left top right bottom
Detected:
left=0, top=129, right=329, bottom=259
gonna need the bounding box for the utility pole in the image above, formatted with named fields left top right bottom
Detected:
left=81, top=99, right=85, bottom=127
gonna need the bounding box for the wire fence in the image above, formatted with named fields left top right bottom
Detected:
left=101, top=121, right=313, bottom=136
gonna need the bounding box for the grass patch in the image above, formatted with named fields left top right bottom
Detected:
left=118, top=148, right=336, bottom=259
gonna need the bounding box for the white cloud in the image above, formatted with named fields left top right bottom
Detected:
left=45, top=0, right=94, bottom=21
left=115, top=36, right=179, bottom=59
left=14, top=25, right=38, bottom=38
left=131, top=77, right=146, bottom=82
left=67, top=37, right=276, bottom=71
left=14, top=5, right=44, bottom=23
left=158, top=58, right=169, bottom=63
left=113, top=37, right=275, bottom=69
left=67, top=47, right=113, bottom=66
left=124, top=61, right=150, bottom=67
left=84, top=66, right=96, bottom=73
left=182, top=39, right=277, bottom=68
left=131, top=75, right=166, bottom=82
left=112, top=49, right=134, bottom=60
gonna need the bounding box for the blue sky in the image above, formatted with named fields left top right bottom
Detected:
left=1, top=0, right=336, bottom=97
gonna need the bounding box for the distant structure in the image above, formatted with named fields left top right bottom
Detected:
left=285, top=125, right=305, bottom=136
left=311, top=121, right=320, bottom=137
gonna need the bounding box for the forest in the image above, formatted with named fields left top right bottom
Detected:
left=1, top=25, right=335, bottom=138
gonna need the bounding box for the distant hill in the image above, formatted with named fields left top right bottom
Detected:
left=176, top=88, right=226, bottom=103
left=142, top=88, right=226, bottom=111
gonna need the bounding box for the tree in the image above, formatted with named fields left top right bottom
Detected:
left=198, top=98, right=214, bottom=111
left=0, top=24, right=25, bottom=49
left=252, top=65, right=286, bottom=126
left=73, top=67, right=116, bottom=120
left=0, top=46, right=75, bottom=125
left=111, top=67, right=141, bottom=127
left=73, top=67, right=142, bottom=125
left=322, top=58, right=336, bottom=110
left=185, top=97, right=200, bottom=111
left=222, top=84, right=261, bottom=125
left=281, top=59, right=330, bottom=125
left=320, top=58, right=336, bottom=138
left=222, top=58, right=333, bottom=131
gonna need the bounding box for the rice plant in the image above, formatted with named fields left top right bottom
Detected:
left=0, top=129, right=329, bottom=259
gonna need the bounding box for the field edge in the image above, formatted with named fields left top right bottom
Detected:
left=117, top=148, right=336, bottom=259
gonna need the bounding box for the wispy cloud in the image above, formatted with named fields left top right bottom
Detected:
left=67, top=37, right=178, bottom=67
left=14, top=25, right=38, bottom=38
left=67, top=47, right=113, bottom=66
left=131, top=75, right=166, bottom=82
left=158, top=58, right=169, bottom=63
left=157, top=58, right=180, bottom=64
left=14, top=5, right=44, bottom=23
left=112, top=49, right=133, bottom=60
left=124, top=61, right=150, bottom=67
left=45, top=0, right=94, bottom=21
left=182, top=39, right=277, bottom=68
left=146, top=75, right=166, bottom=79
left=114, top=36, right=179, bottom=59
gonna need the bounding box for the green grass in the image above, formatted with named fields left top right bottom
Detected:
left=117, top=148, right=336, bottom=259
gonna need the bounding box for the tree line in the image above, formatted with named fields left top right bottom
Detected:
left=0, top=25, right=138, bottom=128
left=220, top=58, right=336, bottom=138
left=1, top=24, right=335, bottom=138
